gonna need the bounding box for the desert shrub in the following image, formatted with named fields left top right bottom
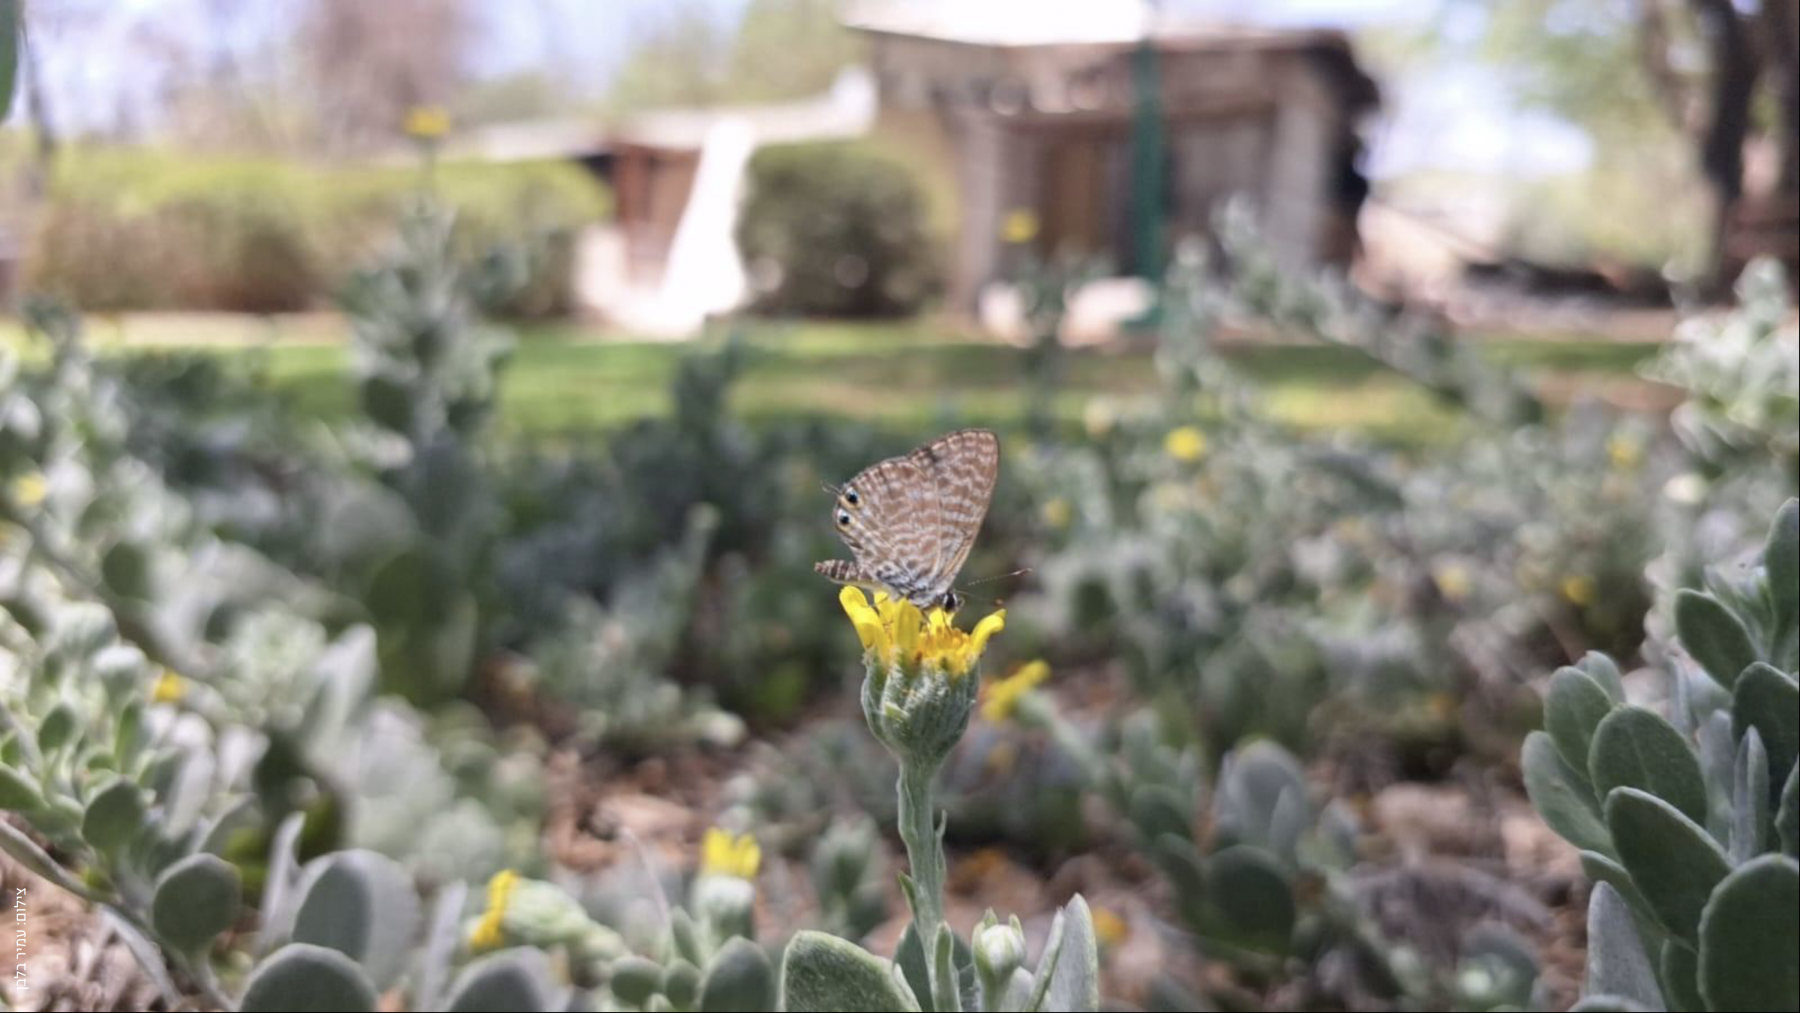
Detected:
left=17, top=144, right=608, bottom=316
left=737, top=140, right=941, bottom=317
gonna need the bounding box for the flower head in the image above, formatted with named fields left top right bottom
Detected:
left=839, top=587, right=1005, bottom=767
left=1164, top=426, right=1208, bottom=463
left=404, top=105, right=451, bottom=140
left=9, top=472, right=47, bottom=509
left=1560, top=574, right=1597, bottom=607
left=151, top=669, right=185, bottom=704
left=981, top=660, right=1050, bottom=723
left=700, top=828, right=761, bottom=880
left=1001, top=208, right=1040, bottom=245
left=837, top=587, right=1004, bottom=680
left=469, top=869, right=521, bottom=951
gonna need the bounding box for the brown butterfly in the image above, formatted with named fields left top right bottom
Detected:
left=815, top=428, right=1000, bottom=612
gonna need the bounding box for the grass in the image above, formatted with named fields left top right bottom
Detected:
left=5, top=315, right=1668, bottom=443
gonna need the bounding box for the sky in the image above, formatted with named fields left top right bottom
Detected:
left=25, top=0, right=1592, bottom=180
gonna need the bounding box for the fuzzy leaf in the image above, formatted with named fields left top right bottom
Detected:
left=1731, top=728, right=1771, bottom=862
left=443, top=949, right=562, bottom=1013
left=1697, top=854, right=1799, bottom=1012
left=1202, top=845, right=1295, bottom=953
left=1765, top=499, right=1798, bottom=644
left=81, top=779, right=146, bottom=852
left=1548, top=665, right=1616, bottom=776
left=1731, top=663, right=1799, bottom=799
left=700, top=938, right=777, bottom=1013
left=239, top=942, right=378, bottom=1012
left=1674, top=589, right=1759, bottom=690
left=1524, top=731, right=1612, bottom=854
left=1041, top=896, right=1100, bottom=1012
left=1658, top=940, right=1702, bottom=1013
left=290, top=849, right=421, bottom=989
left=151, top=853, right=241, bottom=953
left=1779, top=763, right=1799, bottom=858
left=782, top=930, right=920, bottom=1013
left=1604, top=788, right=1730, bottom=943
left=1583, top=883, right=1664, bottom=1010
left=1589, top=707, right=1709, bottom=826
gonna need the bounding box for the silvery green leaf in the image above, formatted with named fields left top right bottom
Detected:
left=240, top=943, right=378, bottom=1013
left=151, top=853, right=240, bottom=954
left=290, top=849, right=421, bottom=989
left=1696, top=854, right=1799, bottom=1012
left=700, top=938, right=776, bottom=1013
left=1731, top=728, right=1771, bottom=862
left=443, top=948, right=564, bottom=1013
left=781, top=931, right=920, bottom=1013
left=1583, top=883, right=1664, bottom=1010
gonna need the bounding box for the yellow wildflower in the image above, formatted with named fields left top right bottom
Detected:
left=1560, top=574, right=1597, bottom=607
left=469, top=869, right=520, bottom=951
left=1432, top=563, right=1472, bottom=604
left=404, top=105, right=451, bottom=140
left=700, top=828, right=761, bottom=880
left=1164, top=426, right=1207, bottom=463
left=1001, top=208, right=1039, bottom=245
left=838, top=587, right=1005, bottom=678
left=1082, top=398, right=1116, bottom=439
left=151, top=669, right=185, bottom=704
left=981, top=660, right=1050, bottom=723
left=10, top=472, right=47, bottom=508
left=1606, top=433, right=1643, bottom=471
left=1091, top=906, right=1129, bottom=948
left=1041, top=497, right=1072, bottom=529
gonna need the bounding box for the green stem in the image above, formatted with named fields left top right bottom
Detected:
left=896, top=759, right=946, bottom=946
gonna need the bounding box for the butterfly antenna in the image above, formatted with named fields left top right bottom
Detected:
left=962, top=567, right=1034, bottom=588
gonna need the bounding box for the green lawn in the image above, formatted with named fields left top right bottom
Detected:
left=7, top=316, right=1669, bottom=442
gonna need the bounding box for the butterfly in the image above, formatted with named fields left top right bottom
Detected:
left=815, top=428, right=1000, bottom=613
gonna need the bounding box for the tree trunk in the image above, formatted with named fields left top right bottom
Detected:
left=1689, top=0, right=1759, bottom=291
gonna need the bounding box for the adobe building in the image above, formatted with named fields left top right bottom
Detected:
left=844, top=1, right=1380, bottom=311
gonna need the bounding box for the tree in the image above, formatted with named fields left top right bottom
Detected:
left=295, top=0, right=473, bottom=154
left=1480, top=0, right=1799, bottom=288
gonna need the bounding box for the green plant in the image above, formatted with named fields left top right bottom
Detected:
left=737, top=140, right=942, bottom=317
left=779, top=589, right=1100, bottom=1011
left=17, top=143, right=607, bottom=315
left=1524, top=498, right=1799, bottom=1011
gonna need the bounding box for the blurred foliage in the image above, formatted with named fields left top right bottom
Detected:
left=738, top=140, right=943, bottom=318
left=15, top=144, right=607, bottom=316
left=606, top=0, right=863, bottom=111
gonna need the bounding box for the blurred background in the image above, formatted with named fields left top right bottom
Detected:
left=0, top=1, right=1796, bottom=1010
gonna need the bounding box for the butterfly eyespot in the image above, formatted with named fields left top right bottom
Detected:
left=845, top=489, right=859, bottom=505
left=837, top=511, right=851, bottom=526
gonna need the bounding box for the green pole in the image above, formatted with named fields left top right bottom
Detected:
left=1129, top=38, right=1166, bottom=281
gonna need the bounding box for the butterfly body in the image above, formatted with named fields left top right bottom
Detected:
left=815, top=428, right=1000, bottom=611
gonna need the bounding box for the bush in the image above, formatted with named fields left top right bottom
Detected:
left=16, top=145, right=609, bottom=316
left=737, top=140, right=941, bottom=317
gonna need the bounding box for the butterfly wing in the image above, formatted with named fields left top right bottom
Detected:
left=821, top=449, right=944, bottom=601
left=912, top=429, right=999, bottom=600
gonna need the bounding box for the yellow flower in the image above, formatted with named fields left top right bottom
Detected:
left=1164, top=426, right=1207, bottom=463
left=151, top=669, right=185, bottom=704
left=1091, top=906, right=1129, bottom=948
left=1432, top=563, right=1472, bottom=604
left=469, top=868, right=520, bottom=951
left=10, top=472, right=47, bottom=508
left=1606, top=433, right=1643, bottom=471
left=1041, top=497, right=1072, bottom=529
left=700, top=828, right=761, bottom=880
left=1001, top=208, right=1039, bottom=245
left=1082, top=398, right=1116, bottom=439
left=838, top=587, right=1005, bottom=679
left=981, top=660, right=1050, bottom=723
left=404, top=105, right=451, bottom=140
left=1560, top=574, right=1597, bottom=607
